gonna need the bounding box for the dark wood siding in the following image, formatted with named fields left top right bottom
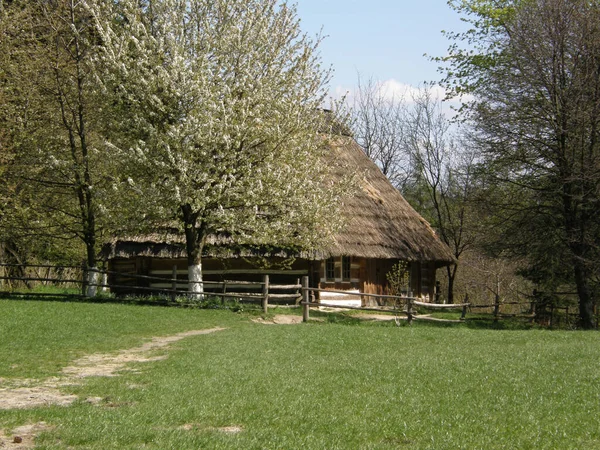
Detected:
left=108, top=257, right=309, bottom=296
left=108, top=256, right=437, bottom=302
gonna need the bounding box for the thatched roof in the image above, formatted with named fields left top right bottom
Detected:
left=316, top=137, right=454, bottom=264
left=102, top=233, right=294, bottom=260
left=103, top=136, right=455, bottom=265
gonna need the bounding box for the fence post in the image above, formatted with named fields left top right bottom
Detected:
left=302, top=276, right=310, bottom=323
left=435, top=281, right=441, bottom=304
left=171, top=265, right=178, bottom=302
left=461, top=292, right=469, bottom=320
left=407, top=291, right=413, bottom=324
left=222, top=280, right=227, bottom=305
left=101, top=270, right=108, bottom=293
left=262, top=274, right=269, bottom=314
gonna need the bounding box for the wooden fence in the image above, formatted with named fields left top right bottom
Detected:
left=298, top=276, right=469, bottom=324
left=0, top=265, right=468, bottom=321
left=0, top=264, right=596, bottom=328
left=466, top=291, right=586, bottom=328
left=0, top=263, right=302, bottom=310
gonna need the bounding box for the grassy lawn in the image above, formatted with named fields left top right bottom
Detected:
left=1, top=300, right=600, bottom=449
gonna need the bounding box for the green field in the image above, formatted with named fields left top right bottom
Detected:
left=1, top=300, right=599, bottom=449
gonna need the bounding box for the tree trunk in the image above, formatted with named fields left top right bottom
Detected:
left=60, top=9, right=97, bottom=298
left=2, top=239, right=29, bottom=289
left=563, top=180, right=596, bottom=329
left=86, top=267, right=98, bottom=297
left=182, top=204, right=205, bottom=299
left=188, top=259, right=203, bottom=298
left=573, top=259, right=596, bottom=329
left=77, top=183, right=97, bottom=297
left=446, top=264, right=457, bottom=304
left=83, top=218, right=97, bottom=297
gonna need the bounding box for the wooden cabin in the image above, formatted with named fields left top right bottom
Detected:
left=103, top=136, right=455, bottom=304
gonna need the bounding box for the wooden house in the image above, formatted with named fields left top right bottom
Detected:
left=103, top=135, right=455, bottom=304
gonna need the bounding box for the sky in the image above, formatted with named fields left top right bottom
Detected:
left=294, top=0, right=468, bottom=102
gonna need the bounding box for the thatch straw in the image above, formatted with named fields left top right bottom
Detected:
left=312, top=136, right=455, bottom=263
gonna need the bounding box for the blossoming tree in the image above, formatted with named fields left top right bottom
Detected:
left=91, top=0, right=349, bottom=295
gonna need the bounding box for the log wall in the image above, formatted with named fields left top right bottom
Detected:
left=109, top=256, right=438, bottom=301
left=109, top=256, right=310, bottom=295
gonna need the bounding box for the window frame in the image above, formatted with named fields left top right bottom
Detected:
left=342, top=256, right=351, bottom=281
left=325, top=257, right=335, bottom=281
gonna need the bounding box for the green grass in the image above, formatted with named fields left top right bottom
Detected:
left=1, top=300, right=600, bottom=449
left=0, top=300, right=245, bottom=379
left=29, top=285, right=82, bottom=295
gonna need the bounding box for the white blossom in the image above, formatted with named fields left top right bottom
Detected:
left=88, top=0, right=351, bottom=292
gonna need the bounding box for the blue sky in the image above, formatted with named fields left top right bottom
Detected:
left=295, top=0, right=467, bottom=99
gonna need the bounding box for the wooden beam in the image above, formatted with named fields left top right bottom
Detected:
left=413, top=301, right=470, bottom=309
left=149, top=269, right=308, bottom=276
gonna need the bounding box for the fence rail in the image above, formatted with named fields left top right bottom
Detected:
left=0, top=264, right=596, bottom=328
left=0, top=264, right=303, bottom=312
left=301, top=282, right=469, bottom=324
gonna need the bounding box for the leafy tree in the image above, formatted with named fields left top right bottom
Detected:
left=89, top=0, right=349, bottom=295
left=0, top=0, right=116, bottom=294
left=441, top=0, right=600, bottom=328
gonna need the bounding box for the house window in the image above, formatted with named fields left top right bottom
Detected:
left=342, top=256, right=351, bottom=281
left=325, top=257, right=335, bottom=281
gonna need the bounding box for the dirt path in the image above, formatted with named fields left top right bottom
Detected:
left=0, top=327, right=225, bottom=411
left=0, top=327, right=225, bottom=448
left=0, top=422, right=54, bottom=450
left=63, top=328, right=225, bottom=378
left=252, top=314, right=304, bottom=324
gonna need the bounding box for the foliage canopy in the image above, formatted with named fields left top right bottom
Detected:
left=441, top=0, right=600, bottom=328
left=89, top=0, right=349, bottom=293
